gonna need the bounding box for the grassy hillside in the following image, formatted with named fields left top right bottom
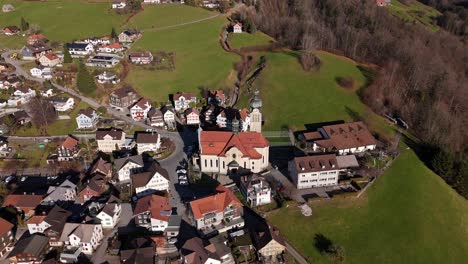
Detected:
left=126, top=17, right=238, bottom=102
left=0, top=0, right=125, bottom=42
left=387, top=0, right=441, bottom=31
left=269, top=149, right=468, bottom=263
left=228, top=32, right=274, bottom=49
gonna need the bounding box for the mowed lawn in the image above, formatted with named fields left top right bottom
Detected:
left=228, top=32, right=274, bottom=49
left=125, top=4, right=216, bottom=30
left=0, top=0, right=125, bottom=43
left=269, top=149, right=468, bottom=263
left=387, top=0, right=441, bottom=31
left=126, top=17, right=238, bottom=102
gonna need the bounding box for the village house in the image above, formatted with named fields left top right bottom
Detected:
left=289, top=154, right=359, bottom=189
left=239, top=108, right=250, bottom=132
left=89, top=157, right=113, bottom=178
left=50, top=96, right=75, bottom=112
left=252, top=225, right=286, bottom=259
left=80, top=36, right=111, bottom=46
left=133, top=194, right=172, bottom=232
left=96, top=202, right=121, bottom=229
left=112, top=0, right=127, bottom=9
left=40, top=87, right=54, bottom=97
left=27, top=34, right=47, bottom=45
left=97, top=42, right=124, bottom=53
left=208, top=90, right=227, bottom=106
left=131, top=162, right=170, bottom=196
left=66, top=42, right=94, bottom=58
left=173, top=92, right=197, bottom=112
left=114, top=154, right=144, bottom=182
left=198, top=130, right=270, bottom=174
left=12, top=111, right=31, bottom=126
left=13, top=86, right=36, bottom=100
left=233, top=22, right=243, bottom=33
left=185, top=108, right=200, bottom=125
left=120, top=237, right=155, bottom=263
left=86, top=54, right=120, bottom=68
left=78, top=175, right=108, bottom=203
left=129, top=51, right=154, bottom=65
left=30, top=66, right=52, bottom=79
left=0, top=218, right=14, bottom=258
left=42, top=179, right=77, bottom=206
left=96, top=71, right=120, bottom=84
left=240, top=174, right=272, bottom=207
left=189, top=185, right=244, bottom=234
left=8, top=235, right=50, bottom=264
left=21, top=44, right=52, bottom=60
left=109, top=86, right=141, bottom=111
left=303, top=121, right=377, bottom=155
left=38, top=52, right=61, bottom=67
left=147, top=108, right=165, bottom=127
left=216, top=109, right=227, bottom=128
left=3, top=75, right=21, bottom=88
left=135, top=132, right=161, bottom=154
left=180, top=237, right=235, bottom=264
left=60, top=223, right=103, bottom=255
left=162, top=105, right=176, bottom=129
left=76, top=107, right=99, bottom=129
left=26, top=206, right=71, bottom=245
left=56, top=135, right=80, bottom=161
left=3, top=26, right=20, bottom=36
left=118, top=29, right=141, bottom=43
left=96, top=128, right=126, bottom=153
left=2, top=4, right=14, bottom=13
left=130, top=98, right=152, bottom=121
left=204, top=105, right=217, bottom=123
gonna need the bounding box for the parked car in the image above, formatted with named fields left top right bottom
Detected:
left=4, top=176, right=15, bottom=184
left=168, top=238, right=178, bottom=244
left=179, top=180, right=188, bottom=186
left=20, top=176, right=27, bottom=182
left=176, top=168, right=187, bottom=174
left=178, top=175, right=187, bottom=180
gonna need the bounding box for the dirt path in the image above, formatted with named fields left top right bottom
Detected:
left=140, top=13, right=221, bottom=32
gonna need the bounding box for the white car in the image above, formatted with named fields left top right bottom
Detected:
left=5, top=176, right=14, bottom=184
left=20, top=176, right=27, bottom=182
left=179, top=180, right=188, bottom=186
left=145, top=128, right=156, bottom=133
left=178, top=175, right=187, bottom=180
left=176, top=169, right=187, bottom=174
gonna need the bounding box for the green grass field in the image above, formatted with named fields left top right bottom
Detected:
left=228, top=32, right=274, bottom=49
left=269, top=149, right=468, bottom=263
left=387, top=0, right=441, bottom=31
left=125, top=4, right=216, bottom=30
left=0, top=0, right=125, bottom=44
left=126, top=17, right=238, bottom=102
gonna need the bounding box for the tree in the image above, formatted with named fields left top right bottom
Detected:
left=27, top=97, right=56, bottom=130
left=327, top=245, right=345, bottom=264
left=185, top=0, right=199, bottom=6
left=432, top=150, right=455, bottom=182
left=20, top=17, right=29, bottom=31
left=97, top=106, right=107, bottom=116
left=63, top=45, right=72, bottom=63
left=29, top=24, right=41, bottom=34
left=111, top=27, right=118, bottom=39
left=76, top=60, right=97, bottom=96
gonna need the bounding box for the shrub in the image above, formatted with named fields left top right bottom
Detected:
left=336, top=76, right=355, bottom=89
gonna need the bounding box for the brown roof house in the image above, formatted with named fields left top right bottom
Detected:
left=109, top=86, right=141, bottom=111
left=120, top=237, right=155, bottom=263
left=252, top=225, right=286, bottom=259
left=129, top=51, right=153, bottom=65
left=131, top=162, right=170, bottom=197
left=8, top=234, right=50, bottom=264
left=0, top=217, right=14, bottom=258
left=96, top=200, right=121, bottom=229
left=3, top=26, right=20, bottom=36
left=78, top=174, right=108, bottom=204
left=133, top=194, right=172, bottom=233
left=57, top=135, right=80, bottom=162
left=96, top=128, right=126, bottom=153
left=180, top=237, right=233, bottom=264
left=26, top=206, right=71, bottom=247
left=147, top=108, right=164, bottom=127
left=88, top=157, right=113, bottom=178
left=2, top=194, right=43, bottom=217
left=135, top=132, right=161, bottom=155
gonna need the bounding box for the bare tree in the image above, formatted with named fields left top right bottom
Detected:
left=27, top=97, right=57, bottom=130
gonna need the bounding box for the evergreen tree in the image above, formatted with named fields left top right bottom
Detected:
left=111, top=27, right=117, bottom=39
left=432, top=150, right=455, bottom=182
left=20, top=17, right=29, bottom=31
left=63, top=45, right=72, bottom=63
left=76, top=61, right=97, bottom=96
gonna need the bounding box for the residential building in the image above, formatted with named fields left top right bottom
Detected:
left=204, top=105, right=217, bottom=123
left=112, top=1, right=127, bottom=9
left=109, top=86, right=140, bottom=111
left=131, top=162, right=170, bottom=196
left=173, top=92, right=196, bottom=112
left=233, top=22, right=243, bottom=33
left=135, top=132, right=161, bottom=154
left=198, top=130, right=270, bottom=174
left=147, top=108, right=164, bottom=127
left=78, top=175, right=108, bottom=204
left=2, top=4, right=14, bottom=13
left=40, top=87, right=54, bottom=98
left=60, top=223, right=103, bottom=255
left=57, top=135, right=80, bottom=161
left=185, top=108, right=200, bottom=125
left=26, top=206, right=71, bottom=246
left=129, top=51, right=153, bottom=64
left=50, top=96, right=75, bottom=112
left=308, top=121, right=377, bottom=155
left=66, top=42, right=94, bottom=57
left=240, top=174, right=271, bottom=207
left=216, top=109, right=227, bottom=128
left=96, top=202, right=121, bottom=229
left=30, top=66, right=52, bottom=79
left=180, top=237, right=234, bottom=264
left=118, top=29, right=141, bottom=43
left=162, top=105, right=176, bottom=129
left=88, top=157, right=113, bottom=178
left=27, top=34, right=47, bottom=45
left=130, top=98, right=152, bottom=121
left=76, top=107, right=99, bottom=129
left=2, top=194, right=43, bottom=217
left=96, top=71, right=120, bottom=84
left=42, top=179, right=77, bottom=205
left=96, top=128, right=126, bottom=153
left=38, top=52, right=60, bottom=67
left=9, top=86, right=36, bottom=106
left=12, top=111, right=31, bottom=125
left=114, top=154, right=144, bottom=182
left=0, top=218, right=14, bottom=258
left=133, top=194, right=172, bottom=232
left=208, top=90, right=227, bottom=106
left=21, top=44, right=52, bottom=60
left=8, top=235, right=50, bottom=264
left=252, top=225, right=285, bottom=259
left=80, top=36, right=111, bottom=46
left=97, top=43, right=124, bottom=53
left=189, top=185, right=244, bottom=233
left=86, top=54, right=120, bottom=68
left=3, top=26, right=20, bottom=36
left=120, top=237, right=155, bottom=263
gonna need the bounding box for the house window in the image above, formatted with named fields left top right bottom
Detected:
left=210, top=160, right=213, bottom=167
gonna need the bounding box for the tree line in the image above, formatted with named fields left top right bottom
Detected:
left=240, top=0, right=467, bottom=198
